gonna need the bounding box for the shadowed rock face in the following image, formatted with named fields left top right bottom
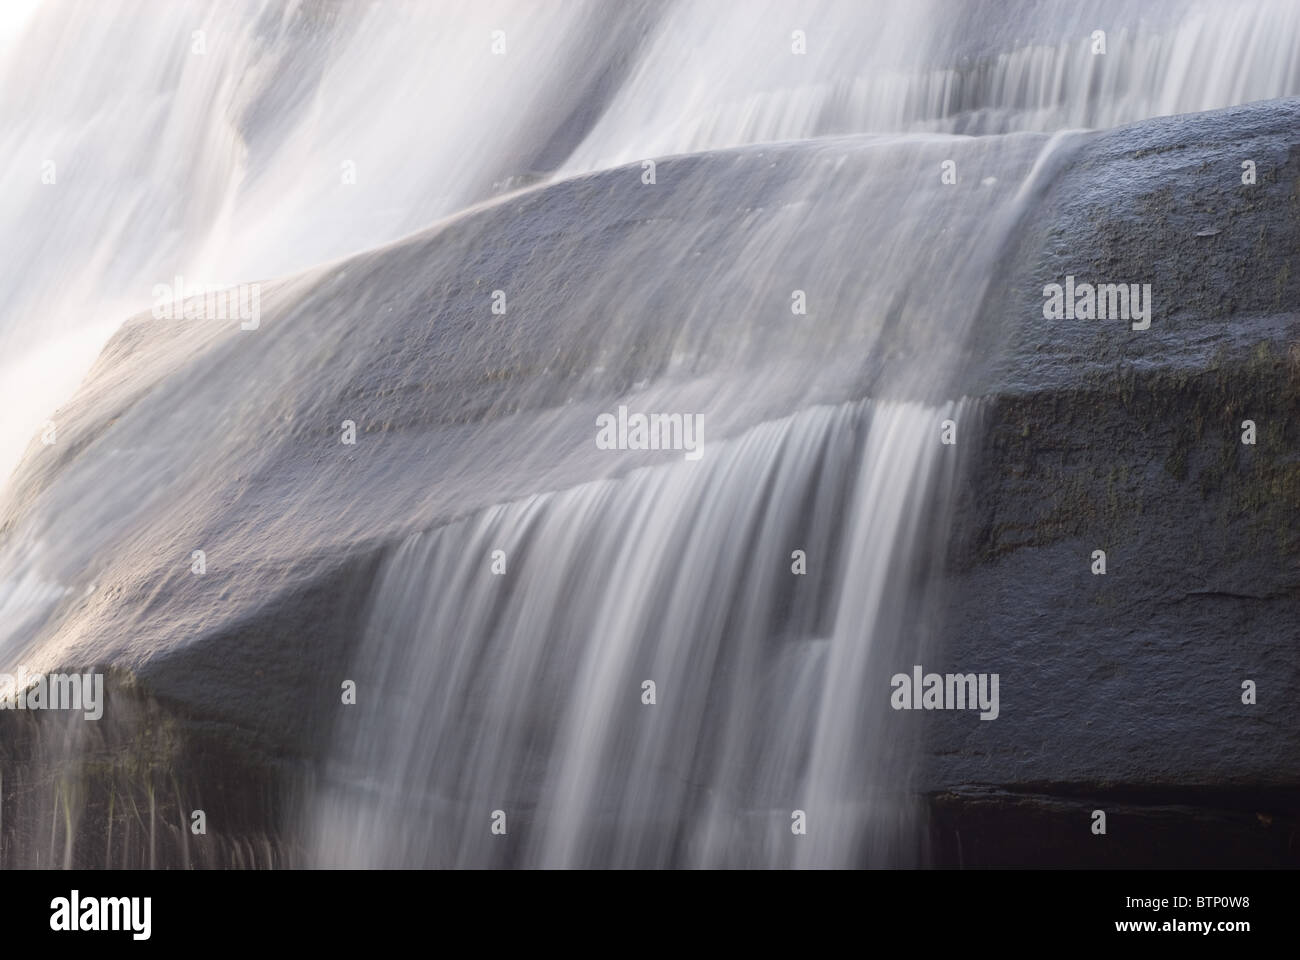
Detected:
left=0, top=98, right=1296, bottom=867
left=922, top=99, right=1300, bottom=866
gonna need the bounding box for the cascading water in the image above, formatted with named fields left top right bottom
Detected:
left=2, top=0, right=1296, bottom=481
left=0, top=0, right=1297, bottom=869
left=294, top=118, right=1065, bottom=866
left=313, top=399, right=970, bottom=868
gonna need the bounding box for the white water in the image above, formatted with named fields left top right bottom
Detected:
left=0, top=0, right=1296, bottom=868
left=313, top=399, right=967, bottom=867
left=2, top=0, right=1297, bottom=481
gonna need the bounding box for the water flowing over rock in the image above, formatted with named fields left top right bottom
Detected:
left=0, top=1, right=1296, bottom=868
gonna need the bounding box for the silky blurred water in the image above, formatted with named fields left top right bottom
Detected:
left=0, top=0, right=1297, bottom=867
left=2, top=0, right=1297, bottom=480
left=313, top=399, right=972, bottom=867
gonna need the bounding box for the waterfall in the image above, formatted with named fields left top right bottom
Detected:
left=0, top=0, right=1297, bottom=869
left=312, top=398, right=970, bottom=868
